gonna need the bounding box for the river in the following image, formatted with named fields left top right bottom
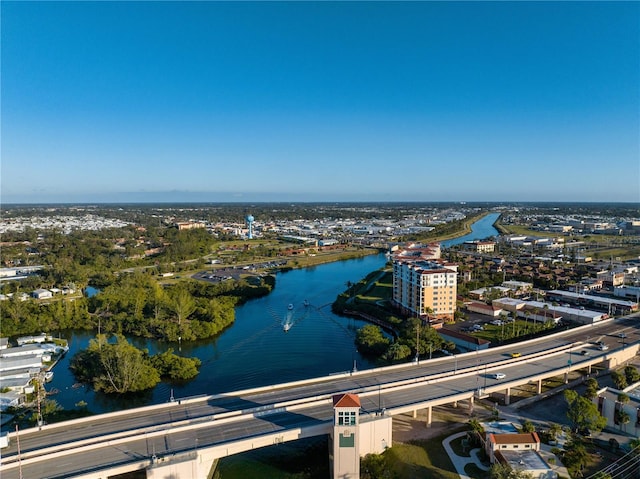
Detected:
left=45, top=213, right=500, bottom=414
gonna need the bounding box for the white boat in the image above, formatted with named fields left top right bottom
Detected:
left=303, top=299, right=310, bottom=307
left=288, top=303, right=294, bottom=310
left=44, top=371, right=54, bottom=382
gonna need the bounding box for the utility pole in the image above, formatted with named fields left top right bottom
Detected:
left=16, top=424, right=23, bottom=479
left=414, top=321, right=420, bottom=364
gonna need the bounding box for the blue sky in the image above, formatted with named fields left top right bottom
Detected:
left=2, top=1, right=639, bottom=204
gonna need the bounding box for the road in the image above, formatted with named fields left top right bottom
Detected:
left=1, top=316, right=638, bottom=479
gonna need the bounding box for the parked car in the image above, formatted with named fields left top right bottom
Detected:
left=599, top=344, right=609, bottom=351
left=580, top=350, right=589, bottom=356
left=510, top=352, right=521, bottom=358
left=491, top=373, right=506, bottom=380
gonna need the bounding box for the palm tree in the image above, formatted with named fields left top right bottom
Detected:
left=547, top=422, right=563, bottom=444
left=615, top=409, right=630, bottom=432
left=629, top=437, right=640, bottom=455
left=543, top=304, right=550, bottom=330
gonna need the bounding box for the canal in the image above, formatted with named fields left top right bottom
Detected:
left=45, top=213, right=500, bottom=414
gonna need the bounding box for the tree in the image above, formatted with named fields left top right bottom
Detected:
left=355, top=325, right=391, bottom=356
left=615, top=409, right=630, bottom=432
left=629, top=437, right=640, bottom=455
left=624, top=365, right=640, bottom=385
left=591, top=471, right=612, bottom=479
left=71, top=334, right=160, bottom=394
left=382, top=342, right=411, bottom=362
left=564, top=389, right=607, bottom=433
left=611, top=370, right=628, bottom=390
left=360, top=453, right=390, bottom=479
left=562, top=438, right=590, bottom=478
left=489, top=463, right=534, bottom=479
left=468, top=418, right=485, bottom=447
left=584, top=378, right=599, bottom=400
left=521, top=420, right=535, bottom=433
left=150, top=349, right=201, bottom=380
left=547, top=423, right=563, bottom=444
left=171, top=288, right=196, bottom=337
left=617, top=392, right=630, bottom=404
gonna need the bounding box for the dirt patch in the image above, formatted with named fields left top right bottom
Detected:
left=392, top=402, right=493, bottom=444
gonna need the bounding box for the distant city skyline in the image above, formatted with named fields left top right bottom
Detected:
left=2, top=1, right=639, bottom=204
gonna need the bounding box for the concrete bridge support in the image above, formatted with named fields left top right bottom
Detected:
left=536, top=379, right=542, bottom=394
left=468, top=396, right=474, bottom=415
left=146, top=452, right=217, bottom=479
left=504, top=387, right=511, bottom=406
left=426, top=406, right=433, bottom=427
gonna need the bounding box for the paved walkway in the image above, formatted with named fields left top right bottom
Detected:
left=442, top=431, right=489, bottom=479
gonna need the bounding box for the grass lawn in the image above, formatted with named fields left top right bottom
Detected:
left=449, top=435, right=471, bottom=457
left=215, top=429, right=468, bottom=479
left=464, top=463, right=487, bottom=479
left=384, top=438, right=461, bottom=479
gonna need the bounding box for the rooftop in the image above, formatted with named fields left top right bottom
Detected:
left=497, top=449, right=551, bottom=472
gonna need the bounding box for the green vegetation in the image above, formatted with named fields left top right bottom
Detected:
left=489, top=463, right=534, bottom=479
left=375, top=434, right=461, bottom=479
left=564, top=389, right=607, bottom=433
left=70, top=334, right=200, bottom=394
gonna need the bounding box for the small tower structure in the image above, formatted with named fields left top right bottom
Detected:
left=331, top=393, right=361, bottom=478
left=245, top=214, right=254, bottom=239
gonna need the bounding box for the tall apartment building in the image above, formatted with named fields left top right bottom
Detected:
left=392, top=244, right=458, bottom=321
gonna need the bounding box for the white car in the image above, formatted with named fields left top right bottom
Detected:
left=491, top=373, right=506, bottom=380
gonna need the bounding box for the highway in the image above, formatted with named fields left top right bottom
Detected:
left=1, top=317, right=638, bottom=479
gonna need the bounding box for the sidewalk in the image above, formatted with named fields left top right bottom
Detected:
left=442, top=431, right=489, bottom=479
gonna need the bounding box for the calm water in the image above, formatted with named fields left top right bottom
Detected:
left=47, top=255, right=387, bottom=413
left=45, top=213, right=500, bottom=414
left=441, top=212, right=500, bottom=247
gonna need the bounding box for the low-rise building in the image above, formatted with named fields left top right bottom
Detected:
left=16, top=333, right=51, bottom=346
left=31, top=289, right=52, bottom=300
left=485, top=431, right=556, bottom=479
left=594, top=382, right=640, bottom=439
left=439, top=328, right=490, bottom=352
left=464, top=240, right=496, bottom=253
left=466, top=301, right=503, bottom=317
left=0, top=344, right=51, bottom=361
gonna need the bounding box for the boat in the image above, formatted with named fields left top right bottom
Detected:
left=303, top=299, right=310, bottom=307
left=44, top=371, right=54, bottom=382
left=283, top=322, right=292, bottom=332
left=287, top=303, right=294, bottom=310
left=46, top=388, right=60, bottom=396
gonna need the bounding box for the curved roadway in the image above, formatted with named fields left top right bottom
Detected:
left=1, top=316, right=638, bottom=479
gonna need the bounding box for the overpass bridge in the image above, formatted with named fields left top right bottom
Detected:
left=1, top=317, right=639, bottom=479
